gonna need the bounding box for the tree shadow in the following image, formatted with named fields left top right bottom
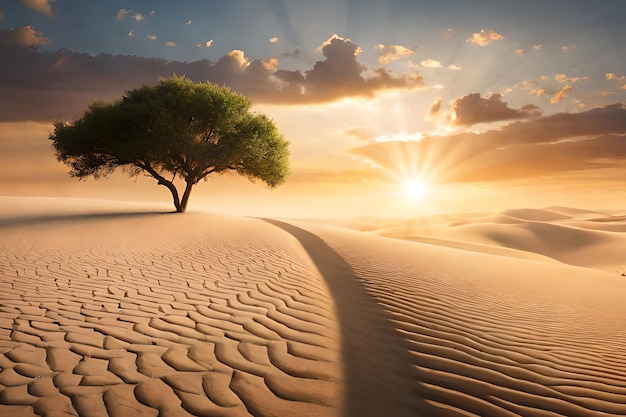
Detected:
left=0, top=210, right=176, bottom=230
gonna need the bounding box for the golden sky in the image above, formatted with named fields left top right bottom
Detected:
left=2, top=1, right=626, bottom=218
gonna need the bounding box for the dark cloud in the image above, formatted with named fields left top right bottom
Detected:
left=0, top=35, right=423, bottom=122
left=351, top=104, right=626, bottom=183
left=449, top=93, right=542, bottom=126
left=0, top=26, right=51, bottom=48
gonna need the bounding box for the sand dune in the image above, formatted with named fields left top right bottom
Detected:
left=0, top=199, right=342, bottom=417
left=1, top=198, right=626, bottom=416
left=373, top=207, right=626, bottom=273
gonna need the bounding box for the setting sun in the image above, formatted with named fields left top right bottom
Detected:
left=401, top=179, right=430, bottom=202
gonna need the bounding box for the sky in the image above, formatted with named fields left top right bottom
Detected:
left=1, top=0, right=626, bottom=218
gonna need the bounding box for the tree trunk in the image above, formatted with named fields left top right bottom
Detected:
left=160, top=180, right=183, bottom=212
left=135, top=162, right=184, bottom=213
left=179, top=180, right=194, bottom=213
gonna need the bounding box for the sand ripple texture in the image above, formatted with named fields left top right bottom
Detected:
left=293, top=222, right=626, bottom=417
left=0, top=213, right=341, bottom=417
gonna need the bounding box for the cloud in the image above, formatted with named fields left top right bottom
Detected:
left=515, top=49, right=524, bottom=56
left=426, top=97, right=443, bottom=122
left=132, top=12, right=146, bottom=21
left=0, top=34, right=425, bottom=122
left=606, top=73, right=626, bottom=81
left=127, top=30, right=134, bottom=38
left=116, top=9, right=129, bottom=20
left=20, top=0, right=54, bottom=17
left=448, top=64, right=462, bottom=71
left=532, top=44, right=542, bottom=50
left=467, top=29, right=503, bottom=46
left=420, top=59, right=442, bottom=68
left=0, top=26, right=51, bottom=48
left=147, top=34, right=157, bottom=41
left=444, top=28, right=453, bottom=38
left=197, top=40, right=213, bottom=48
left=116, top=9, right=154, bottom=22
left=165, top=41, right=176, bottom=47
left=342, top=126, right=373, bottom=141
left=551, top=85, right=573, bottom=104
left=185, top=20, right=192, bottom=25
left=447, top=93, right=541, bottom=126
left=269, top=37, right=279, bottom=44
left=350, top=103, right=626, bottom=183
left=302, top=35, right=423, bottom=102
left=376, top=44, right=414, bottom=64
left=555, top=73, right=589, bottom=84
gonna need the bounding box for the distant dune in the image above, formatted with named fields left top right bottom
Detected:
left=372, top=206, right=626, bottom=274
left=1, top=197, right=626, bottom=416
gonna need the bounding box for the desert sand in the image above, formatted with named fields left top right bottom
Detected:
left=1, top=197, right=626, bottom=416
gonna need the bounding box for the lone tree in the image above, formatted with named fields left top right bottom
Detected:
left=50, top=76, right=290, bottom=212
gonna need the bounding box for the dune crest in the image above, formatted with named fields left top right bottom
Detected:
left=365, top=207, right=626, bottom=273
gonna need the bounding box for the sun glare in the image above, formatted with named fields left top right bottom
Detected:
left=402, top=179, right=430, bottom=202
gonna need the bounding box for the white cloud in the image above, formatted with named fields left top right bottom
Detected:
left=420, top=59, right=442, bottom=68
left=551, top=85, right=573, bottom=104
left=147, top=34, right=157, bottom=41
left=532, top=44, right=542, bottom=50
left=127, top=30, right=134, bottom=38
left=377, top=43, right=414, bottom=64
left=197, top=40, right=213, bottom=48
left=467, top=29, right=503, bottom=46
left=269, top=37, right=279, bottom=44
left=165, top=41, right=176, bottom=47
left=555, top=73, right=589, bottom=84
left=185, top=20, right=192, bottom=25
left=20, top=0, right=54, bottom=17
left=448, top=64, right=462, bottom=71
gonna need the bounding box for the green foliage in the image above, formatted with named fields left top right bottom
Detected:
left=50, top=76, right=290, bottom=212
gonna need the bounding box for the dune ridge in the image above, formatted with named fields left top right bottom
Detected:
left=295, top=222, right=626, bottom=416
left=368, top=207, right=626, bottom=273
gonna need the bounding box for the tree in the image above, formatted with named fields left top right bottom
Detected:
left=50, top=76, right=290, bottom=212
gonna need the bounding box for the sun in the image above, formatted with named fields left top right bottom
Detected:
left=401, top=178, right=430, bottom=202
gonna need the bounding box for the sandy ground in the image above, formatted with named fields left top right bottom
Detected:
left=1, top=197, right=626, bottom=416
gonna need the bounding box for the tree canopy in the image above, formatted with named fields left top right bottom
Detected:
left=50, top=76, right=290, bottom=212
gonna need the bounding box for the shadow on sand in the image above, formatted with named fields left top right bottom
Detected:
left=0, top=210, right=176, bottom=230
left=263, top=219, right=433, bottom=417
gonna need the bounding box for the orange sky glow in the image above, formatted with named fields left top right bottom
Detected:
left=2, top=1, right=626, bottom=218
